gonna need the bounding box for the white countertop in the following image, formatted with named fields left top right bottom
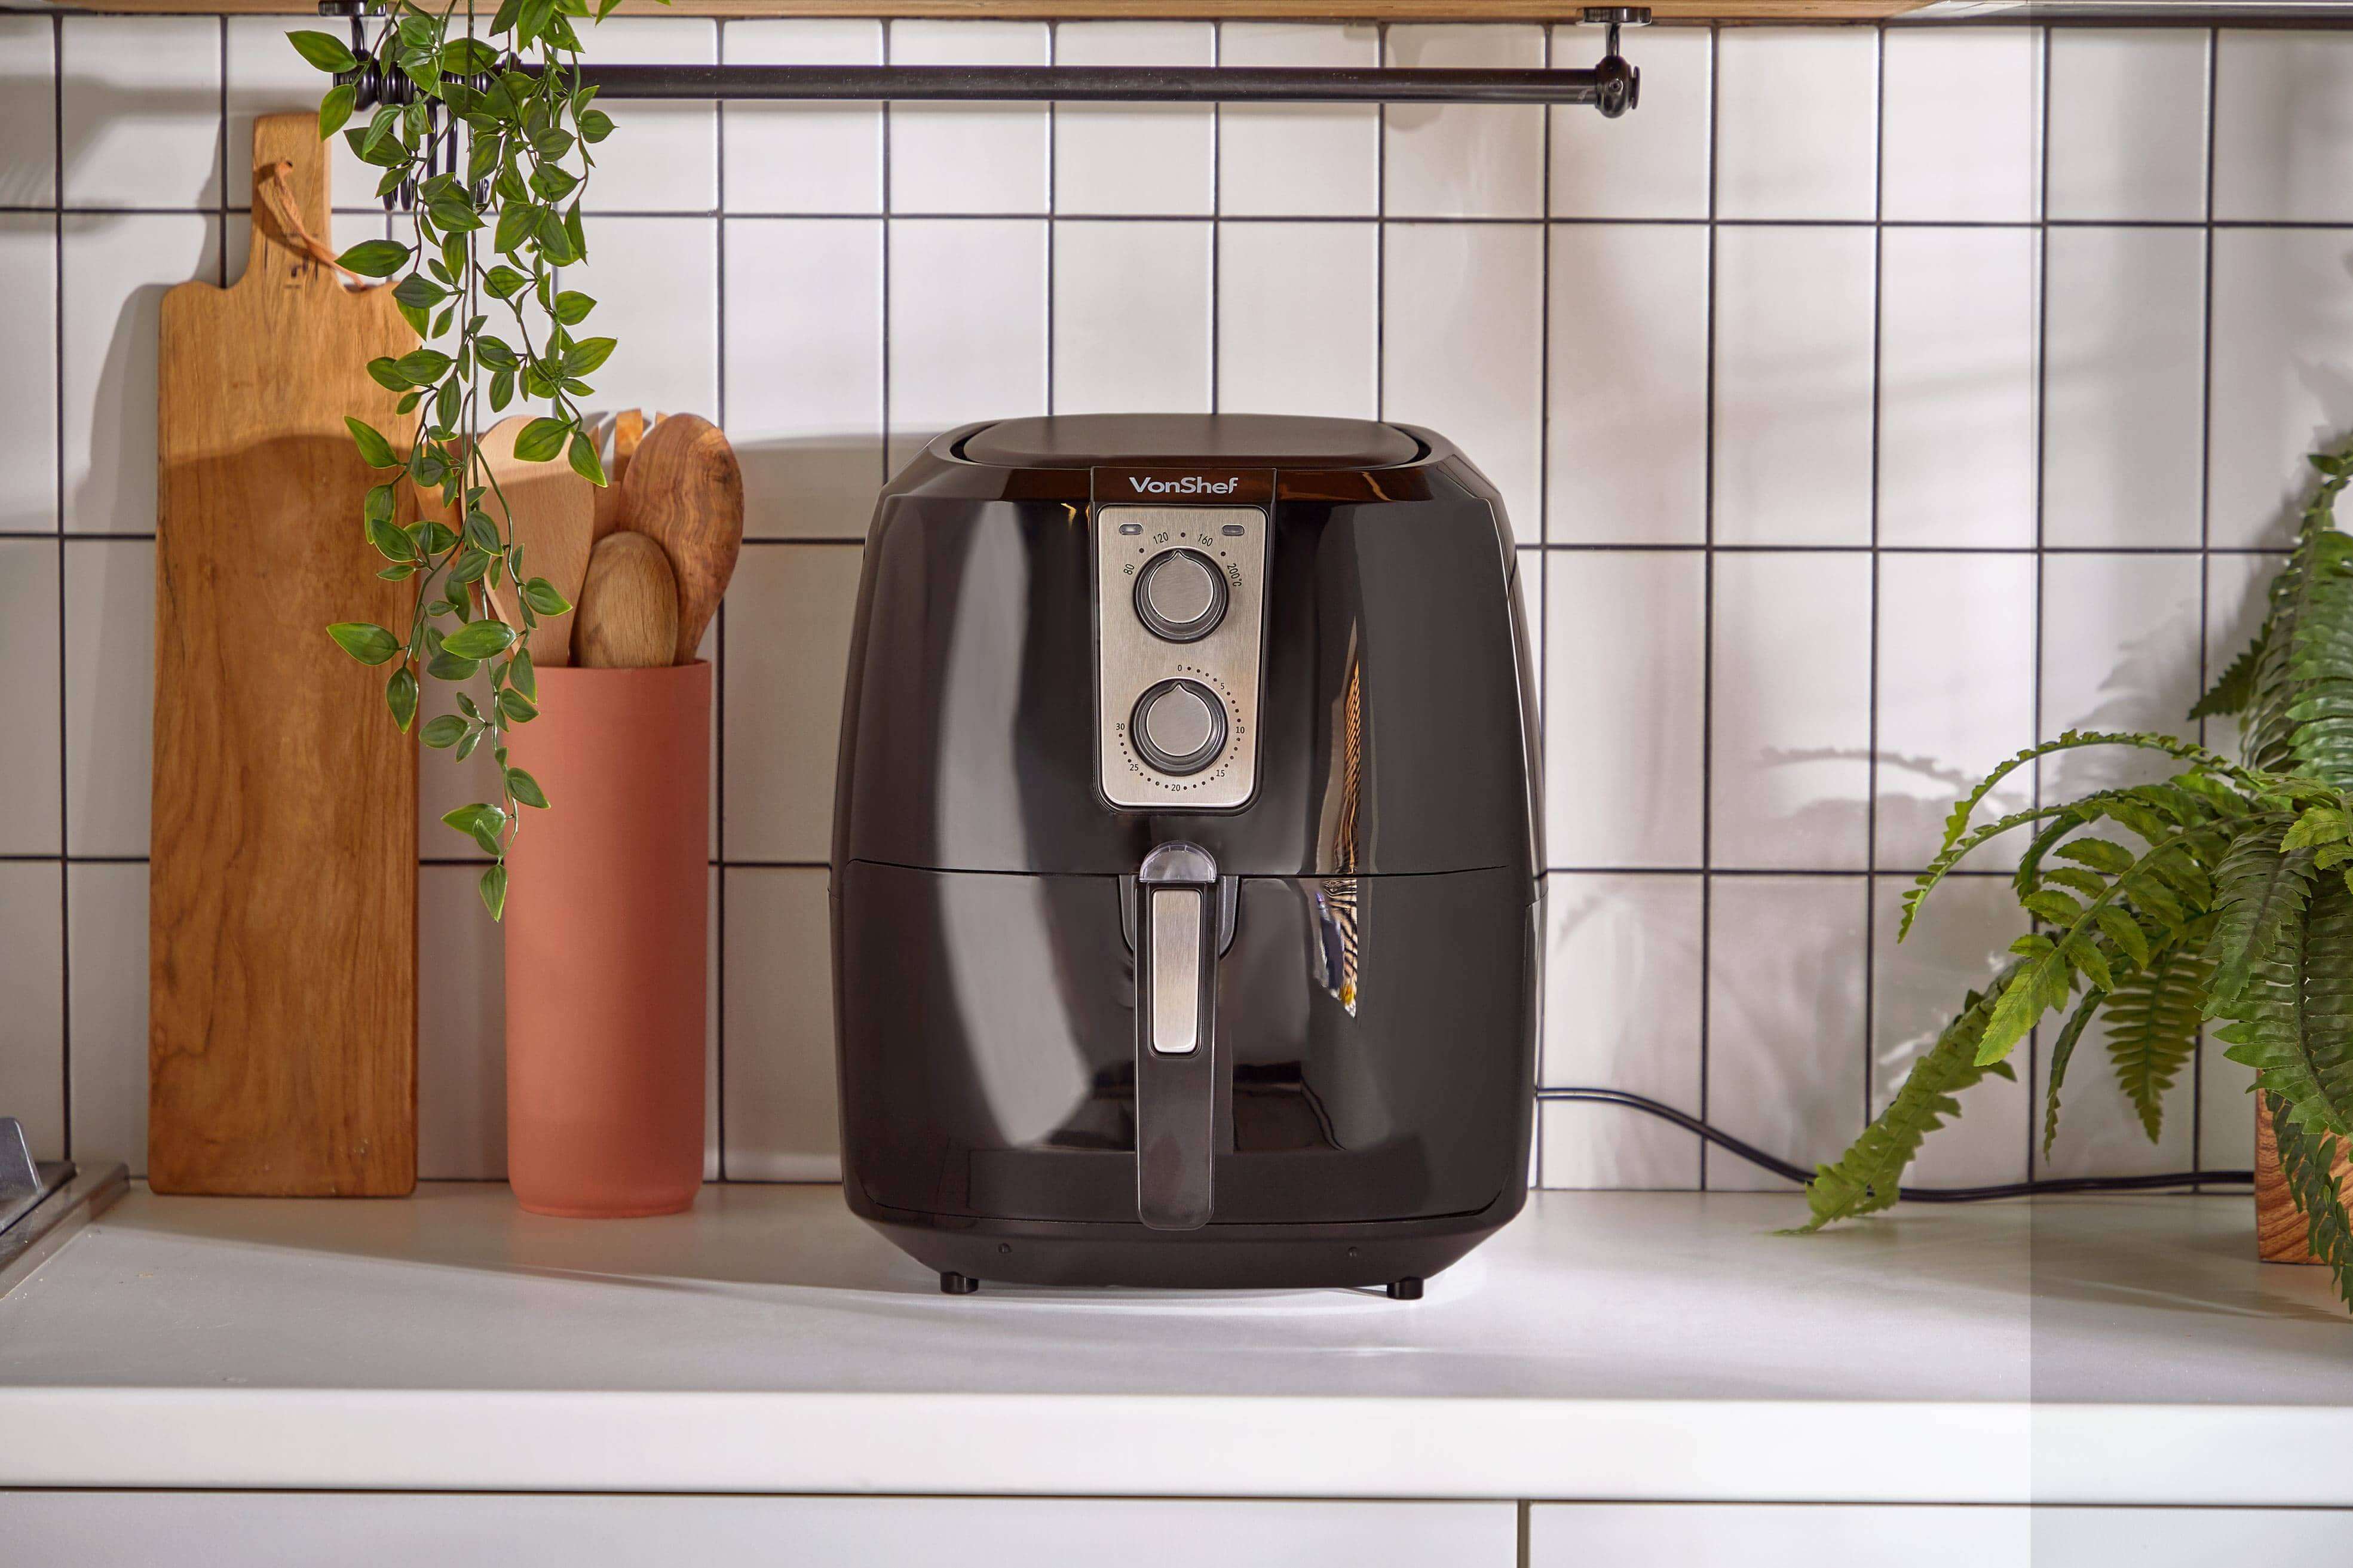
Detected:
left=2, top=1183, right=2347, bottom=1503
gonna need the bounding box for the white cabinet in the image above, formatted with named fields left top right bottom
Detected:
left=1, top=1493, right=1516, bottom=1568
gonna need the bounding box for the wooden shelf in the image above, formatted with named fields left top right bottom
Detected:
left=41, top=1, right=1923, bottom=22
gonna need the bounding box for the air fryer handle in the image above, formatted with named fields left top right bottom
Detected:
left=1134, top=842, right=1221, bottom=1232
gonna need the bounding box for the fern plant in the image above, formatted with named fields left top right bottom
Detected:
left=1800, top=438, right=2353, bottom=1310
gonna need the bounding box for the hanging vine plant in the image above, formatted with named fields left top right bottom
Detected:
left=290, top=0, right=624, bottom=919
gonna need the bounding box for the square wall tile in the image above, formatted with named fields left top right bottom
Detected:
left=63, top=539, right=152, bottom=859
left=222, top=16, right=378, bottom=209
left=1217, top=24, right=1380, bottom=217
left=725, top=219, right=883, bottom=539
left=1544, top=550, right=1704, bottom=868
left=0, top=216, right=57, bottom=534
left=1715, top=27, right=1877, bottom=220
left=417, top=864, right=504, bottom=1182
left=1382, top=223, right=1544, bottom=535
left=1874, top=553, right=2036, bottom=873
left=1877, top=226, right=2038, bottom=550
left=888, top=20, right=1047, bottom=215
left=1711, top=551, right=1873, bottom=871
left=722, top=20, right=883, bottom=214
left=1053, top=220, right=1211, bottom=415
left=59, top=16, right=221, bottom=210
left=574, top=17, right=718, bottom=213
left=66, top=861, right=145, bottom=1176
left=2209, top=228, right=2353, bottom=550
left=722, top=544, right=863, bottom=863
left=0, top=862, right=63, bottom=1162
left=1384, top=25, right=1546, bottom=219
left=2201, top=1024, right=2256, bottom=1175
left=2214, top=31, right=2353, bottom=223
left=722, top=866, right=838, bottom=1180
left=886, top=219, right=1046, bottom=470
left=1217, top=222, right=1376, bottom=419
left=560, top=216, right=719, bottom=421
left=0, top=17, right=57, bottom=207
left=1870, top=874, right=2029, bottom=1187
left=1054, top=23, right=1214, bottom=216
left=2037, top=552, right=2204, bottom=805
left=1880, top=28, right=2040, bottom=223
left=1706, top=874, right=1867, bottom=1191
left=1549, top=22, right=1710, bottom=220
left=1538, top=874, right=1702, bottom=1189
left=2043, top=227, right=2206, bottom=550
left=62, top=213, right=220, bottom=536
left=0, top=541, right=62, bottom=855
left=2047, top=29, right=2210, bottom=221
left=1712, top=224, right=1876, bottom=545
left=1547, top=223, right=1708, bottom=545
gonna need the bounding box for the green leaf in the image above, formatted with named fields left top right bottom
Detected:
left=385, top=666, right=418, bottom=732
left=552, top=290, right=595, bottom=325
left=510, top=645, right=537, bottom=701
left=344, top=416, right=398, bottom=470
left=2092, top=906, right=2152, bottom=970
left=2285, top=805, right=2353, bottom=851
left=513, top=417, right=570, bottom=464
left=578, top=107, right=615, bottom=143
left=567, top=429, right=606, bottom=486
left=506, top=766, right=549, bottom=808
left=1976, top=952, right=2072, bottom=1066
left=327, top=621, right=400, bottom=665
left=366, top=517, right=413, bottom=561
left=520, top=576, right=571, bottom=617
left=317, top=81, right=357, bottom=140
left=287, top=28, right=359, bottom=73
left=441, top=619, right=517, bottom=661
left=464, top=511, right=502, bottom=555
left=391, top=273, right=447, bottom=311
left=2203, top=820, right=2315, bottom=1011
left=497, top=687, right=538, bottom=723
left=563, top=336, right=617, bottom=377
left=2268, top=1091, right=2353, bottom=1309
left=365, top=355, right=409, bottom=391
left=427, top=651, right=479, bottom=682
left=420, top=714, right=468, bottom=750
left=479, top=863, right=509, bottom=921
left=336, top=238, right=412, bottom=279
left=395, top=348, right=453, bottom=385
left=483, top=266, right=529, bottom=301
left=2055, top=837, right=2136, bottom=875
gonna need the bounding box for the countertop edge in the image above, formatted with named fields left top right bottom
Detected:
left=4, top=1389, right=2343, bottom=1504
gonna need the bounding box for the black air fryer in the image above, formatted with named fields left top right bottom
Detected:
left=831, top=414, right=1541, bottom=1297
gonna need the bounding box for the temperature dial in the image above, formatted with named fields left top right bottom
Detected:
left=1133, top=548, right=1229, bottom=643
left=1130, top=679, right=1228, bottom=776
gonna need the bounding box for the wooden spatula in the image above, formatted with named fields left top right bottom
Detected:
left=574, top=532, right=680, bottom=670
left=590, top=407, right=648, bottom=542
left=469, top=413, right=595, bottom=667
left=620, top=413, right=743, bottom=664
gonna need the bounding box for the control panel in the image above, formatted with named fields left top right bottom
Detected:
left=1095, top=504, right=1266, bottom=811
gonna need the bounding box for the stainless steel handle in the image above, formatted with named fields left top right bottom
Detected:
left=1135, top=843, right=1221, bottom=1231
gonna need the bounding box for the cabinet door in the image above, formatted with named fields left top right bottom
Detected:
left=1530, top=1503, right=2029, bottom=1567
left=1, top=1493, right=1518, bottom=1568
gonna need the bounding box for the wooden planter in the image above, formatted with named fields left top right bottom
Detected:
left=2256, top=1094, right=2353, bottom=1264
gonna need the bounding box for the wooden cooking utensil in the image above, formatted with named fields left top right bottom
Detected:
left=574, top=532, right=681, bottom=670
left=591, top=408, right=649, bottom=542
left=151, top=113, right=416, bottom=1196
left=469, top=413, right=594, bottom=666
left=619, top=413, right=743, bottom=664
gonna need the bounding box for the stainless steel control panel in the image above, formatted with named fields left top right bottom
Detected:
left=1095, top=504, right=1267, bottom=810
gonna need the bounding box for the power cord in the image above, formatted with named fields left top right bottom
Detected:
left=1537, top=1087, right=2253, bottom=1201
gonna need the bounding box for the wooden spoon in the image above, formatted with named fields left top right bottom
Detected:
left=470, top=414, right=595, bottom=667
left=573, top=532, right=680, bottom=670
left=620, top=412, right=743, bottom=665
left=591, top=407, right=649, bottom=542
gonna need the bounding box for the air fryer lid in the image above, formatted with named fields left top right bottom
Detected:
left=959, top=413, right=1421, bottom=470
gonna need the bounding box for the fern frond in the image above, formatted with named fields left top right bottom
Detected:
left=2191, top=626, right=2267, bottom=720
left=2102, top=921, right=2214, bottom=1144
left=1793, top=968, right=2020, bottom=1233
left=2266, top=1090, right=2353, bottom=1310
left=2213, top=845, right=2353, bottom=1140
left=2201, top=817, right=2311, bottom=1011
left=2041, top=985, right=2107, bottom=1161
left=1922, top=731, right=2259, bottom=877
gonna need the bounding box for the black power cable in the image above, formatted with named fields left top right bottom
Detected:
left=1537, top=1087, right=2253, bottom=1201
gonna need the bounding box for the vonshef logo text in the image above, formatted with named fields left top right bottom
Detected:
left=1127, top=475, right=1241, bottom=496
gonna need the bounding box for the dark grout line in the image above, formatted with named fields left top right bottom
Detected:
left=1861, top=23, right=1885, bottom=1134
left=2192, top=23, right=2222, bottom=1183
left=53, top=7, right=69, bottom=1164
left=1696, top=19, right=1718, bottom=1192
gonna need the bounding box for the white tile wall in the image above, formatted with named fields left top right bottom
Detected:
left=0, top=18, right=2315, bottom=1201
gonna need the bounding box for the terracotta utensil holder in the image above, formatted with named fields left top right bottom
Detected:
left=503, top=662, right=709, bottom=1217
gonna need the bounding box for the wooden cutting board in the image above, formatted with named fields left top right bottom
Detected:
left=150, top=113, right=417, bottom=1196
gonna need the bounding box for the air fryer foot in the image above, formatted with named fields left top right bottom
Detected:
left=1386, top=1277, right=1424, bottom=1301
left=940, top=1271, right=981, bottom=1295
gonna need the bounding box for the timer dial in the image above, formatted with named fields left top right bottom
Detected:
left=1129, top=679, right=1228, bottom=776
